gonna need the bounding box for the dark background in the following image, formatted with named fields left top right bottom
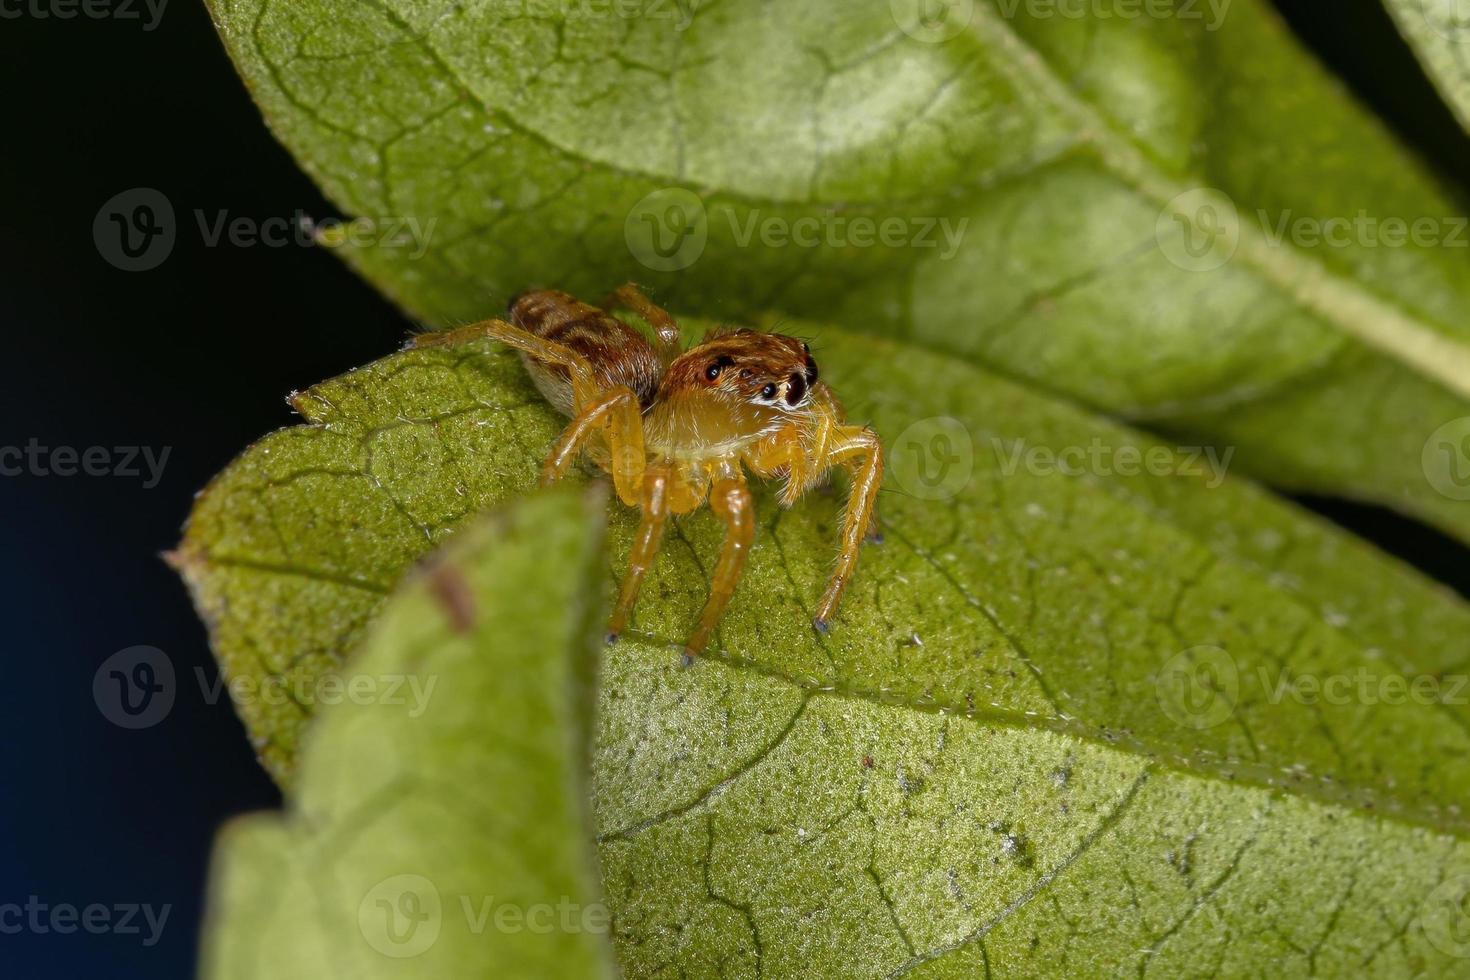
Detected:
left=0, top=1, right=1466, bottom=976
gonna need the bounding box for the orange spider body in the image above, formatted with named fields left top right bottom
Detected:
left=417, top=286, right=883, bottom=662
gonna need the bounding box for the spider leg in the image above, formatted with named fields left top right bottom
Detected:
left=753, top=425, right=807, bottom=508
left=541, top=385, right=647, bottom=507
left=602, top=283, right=683, bottom=363
left=841, top=457, right=883, bottom=543
left=814, top=426, right=883, bottom=632
left=410, top=318, right=599, bottom=406
left=606, top=465, right=671, bottom=644
left=751, top=412, right=833, bottom=509
left=683, top=465, right=753, bottom=664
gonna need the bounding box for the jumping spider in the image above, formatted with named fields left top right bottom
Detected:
left=414, top=285, right=883, bottom=662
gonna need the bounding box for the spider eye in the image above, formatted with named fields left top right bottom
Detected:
left=805, top=356, right=818, bottom=384
left=760, top=383, right=777, bottom=400
left=705, top=355, right=734, bottom=381
left=786, top=372, right=807, bottom=406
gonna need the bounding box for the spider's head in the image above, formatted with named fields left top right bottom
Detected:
left=668, top=329, right=820, bottom=414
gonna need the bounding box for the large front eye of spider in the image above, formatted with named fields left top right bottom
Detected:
left=785, top=370, right=808, bottom=406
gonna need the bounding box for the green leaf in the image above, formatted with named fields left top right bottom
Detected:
left=1384, top=0, right=1470, bottom=132
left=198, top=489, right=618, bottom=980
left=206, top=0, right=1470, bottom=543
left=179, top=323, right=1470, bottom=974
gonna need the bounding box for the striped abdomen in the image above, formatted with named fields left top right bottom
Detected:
left=509, top=289, right=662, bottom=417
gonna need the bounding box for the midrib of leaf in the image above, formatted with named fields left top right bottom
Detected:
left=963, top=2, right=1470, bottom=403
left=602, top=625, right=1465, bottom=841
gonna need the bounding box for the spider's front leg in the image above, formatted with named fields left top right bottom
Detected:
left=814, top=426, right=883, bottom=633
left=843, top=457, right=884, bottom=544
left=540, top=386, right=647, bottom=506
left=606, top=465, right=671, bottom=645
left=800, top=386, right=882, bottom=543
left=683, top=462, right=754, bottom=664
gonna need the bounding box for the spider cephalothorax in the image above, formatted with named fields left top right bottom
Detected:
left=415, top=285, right=883, bottom=662
left=666, top=329, right=817, bottom=409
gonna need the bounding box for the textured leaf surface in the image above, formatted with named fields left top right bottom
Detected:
left=207, top=0, right=1470, bottom=542
left=199, top=491, right=618, bottom=980
left=1385, top=0, right=1470, bottom=132
left=179, top=324, right=1470, bottom=975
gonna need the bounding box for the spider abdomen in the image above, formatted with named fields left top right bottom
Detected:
left=509, top=288, right=662, bottom=416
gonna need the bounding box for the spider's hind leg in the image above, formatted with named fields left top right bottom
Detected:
left=410, top=317, right=599, bottom=405
left=411, top=317, right=645, bottom=502
left=601, top=283, right=683, bottom=363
